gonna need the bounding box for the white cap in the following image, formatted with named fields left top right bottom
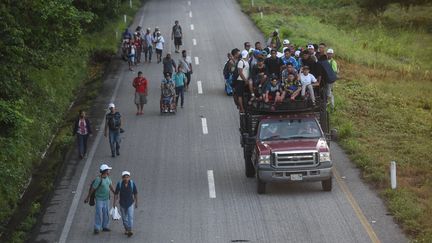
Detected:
left=327, top=48, right=334, bottom=54
left=307, top=44, right=315, bottom=49
left=121, top=171, right=131, bottom=177
left=241, top=50, right=249, bottom=58
left=295, top=50, right=301, bottom=57
left=108, top=103, right=115, bottom=109
left=100, top=164, right=112, bottom=171
left=283, top=39, right=290, bottom=45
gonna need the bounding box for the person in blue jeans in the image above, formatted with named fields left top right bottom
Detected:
left=84, top=164, right=115, bottom=234
left=104, top=103, right=122, bottom=157
left=173, top=66, right=186, bottom=108
left=113, top=171, right=138, bottom=237
left=73, top=110, right=92, bottom=159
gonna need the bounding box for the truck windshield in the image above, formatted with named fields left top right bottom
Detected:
left=259, top=119, right=322, bottom=141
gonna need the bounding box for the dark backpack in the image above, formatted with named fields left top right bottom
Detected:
left=223, top=60, right=232, bottom=79
left=117, top=180, right=135, bottom=193
left=89, top=177, right=103, bottom=206
left=107, top=112, right=121, bottom=130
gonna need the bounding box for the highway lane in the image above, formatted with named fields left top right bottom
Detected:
left=33, top=0, right=408, bottom=242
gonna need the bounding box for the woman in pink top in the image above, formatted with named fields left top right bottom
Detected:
left=73, top=110, right=92, bottom=159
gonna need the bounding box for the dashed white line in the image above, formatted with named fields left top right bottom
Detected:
left=197, top=81, right=203, bottom=94
left=188, top=1, right=191, bottom=6
left=189, top=11, right=193, bottom=18
left=201, top=118, right=208, bottom=134
left=192, top=38, right=197, bottom=46
left=190, top=24, right=194, bottom=30
left=207, top=170, right=216, bottom=198
left=194, top=56, right=199, bottom=65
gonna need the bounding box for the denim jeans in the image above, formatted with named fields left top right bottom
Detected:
left=95, top=199, right=110, bottom=230
left=326, top=82, right=334, bottom=109
left=144, top=46, right=152, bottom=61
left=77, top=134, right=88, bottom=156
left=175, top=86, right=184, bottom=107
left=301, top=84, right=315, bottom=102
left=120, top=204, right=134, bottom=231
left=108, top=130, right=120, bottom=156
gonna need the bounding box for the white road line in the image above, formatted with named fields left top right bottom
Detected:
left=207, top=170, right=216, bottom=198
left=192, top=38, right=197, bottom=46
left=58, top=76, right=123, bottom=243
left=197, top=81, right=203, bottom=94
left=194, top=56, right=199, bottom=65
left=188, top=1, right=191, bottom=6
left=190, top=24, right=194, bottom=30
left=201, top=117, right=208, bottom=134
left=139, top=15, right=144, bottom=26
left=189, top=11, right=192, bottom=18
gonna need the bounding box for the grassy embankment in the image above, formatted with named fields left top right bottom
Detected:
left=238, top=0, right=432, bottom=241
left=0, top=1, right=142, bottom=242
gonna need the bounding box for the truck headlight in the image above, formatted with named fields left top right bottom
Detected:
left=319, top=152, right=331, bottom=162
left=259, top=155, right=270, bottom=164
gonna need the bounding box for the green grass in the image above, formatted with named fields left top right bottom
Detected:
left=0, top=0, right=142, bottom=242
left=239, top=0, right=432, bottom=241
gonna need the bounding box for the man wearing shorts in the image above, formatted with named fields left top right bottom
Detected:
left=171, top=20, right=183, bottom=53
left=132, top=71, right=148, bottom=115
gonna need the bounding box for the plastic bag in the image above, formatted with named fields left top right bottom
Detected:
left=110, top=206, right=121, bottom=220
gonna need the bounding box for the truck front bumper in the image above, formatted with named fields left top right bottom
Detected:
left=257, top=161, right=332, bottom=183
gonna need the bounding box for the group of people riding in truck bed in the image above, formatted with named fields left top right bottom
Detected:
left=224, top=29, right=339, bottom=113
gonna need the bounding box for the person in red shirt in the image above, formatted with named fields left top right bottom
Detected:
left=132, top=71, right=148, bottom=115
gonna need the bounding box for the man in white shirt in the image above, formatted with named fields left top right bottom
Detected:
left=299, top=66, right=318, bottom=105
left=154, top=31, right=165, bottom=63
left=235, top=50, right=250, bottom=113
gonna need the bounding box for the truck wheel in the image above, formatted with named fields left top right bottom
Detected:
left=322, top=177, right=332, bottom=191
left=245, top=157, right=255, bottom=178
left=257, top=177, right=266, bottom=194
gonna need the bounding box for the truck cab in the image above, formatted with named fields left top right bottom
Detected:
left=239, top=93, right=334, bottom=194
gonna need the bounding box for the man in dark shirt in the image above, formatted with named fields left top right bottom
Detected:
left=264, top=49, right=283, bottom=79
left=104, top=103, right=122, bottom=157
left=162, top=53, right=177, bottom=77
left=301, top=51, right=323, bottom=84
left=114, top=171, right=138, bottom=237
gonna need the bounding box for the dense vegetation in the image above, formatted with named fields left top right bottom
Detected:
left=0, top=0, right=141, bottom=238
left=239, top=0, right=432, bottom=241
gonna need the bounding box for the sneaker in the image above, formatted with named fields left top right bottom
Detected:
left=169, top=109, right=174, bottom=113
left=127, top=231, right=133, bottom=237
left=94, top=229, right=100, bottom=234
left=102, top=228, right=111, bottom=232
left=116, top=151, right=120, bottom=156
left=111, top=154, right=115, bottom=158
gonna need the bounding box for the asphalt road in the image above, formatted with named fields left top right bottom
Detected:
left=32, top=0, right=408, bottom=242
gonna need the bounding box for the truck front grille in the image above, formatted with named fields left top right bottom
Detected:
left=272, top=151, right=318, bottom=168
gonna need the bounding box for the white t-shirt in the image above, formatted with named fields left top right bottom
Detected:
left=300, top=73, right=317, bottom=86
left=155, top=36, right=164, bottom=50
left=237, top=59, right=250, bottom=81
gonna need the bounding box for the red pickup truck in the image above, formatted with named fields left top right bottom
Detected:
left=239, top=97, right=335, bottom=194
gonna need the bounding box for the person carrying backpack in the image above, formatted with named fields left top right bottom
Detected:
left=84, top=163, right=115, bottom=234
left=171, top=20, right=183, bottom=53
left=104, top=103, right=123, bottom=157
left=113, top=171, right=138, bottom=237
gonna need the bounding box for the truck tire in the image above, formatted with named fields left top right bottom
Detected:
left=244, top=147, right=255, bottom=178
left=322, top=177, right=332, bottom=191
left=245, top=157, right=255, bottom=178
left=257, top=177, right=266, bottom=194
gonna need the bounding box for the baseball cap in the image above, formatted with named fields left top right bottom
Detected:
left=327, top=48, right=334, bottom=54
left=253, top=50, right=261, bottom=56
left=295, top=50, right=301, bottom=57
left=122, top=171, right=131, bottom=177
left=241, top=50, right=248, bottom=58
left=283, top=39, right=290, bottom=45
left=307, top=44, right=315, bottom=49
left=108, top=103, right=115, bottom=109
left=100, top=164, right=112, bottom=172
